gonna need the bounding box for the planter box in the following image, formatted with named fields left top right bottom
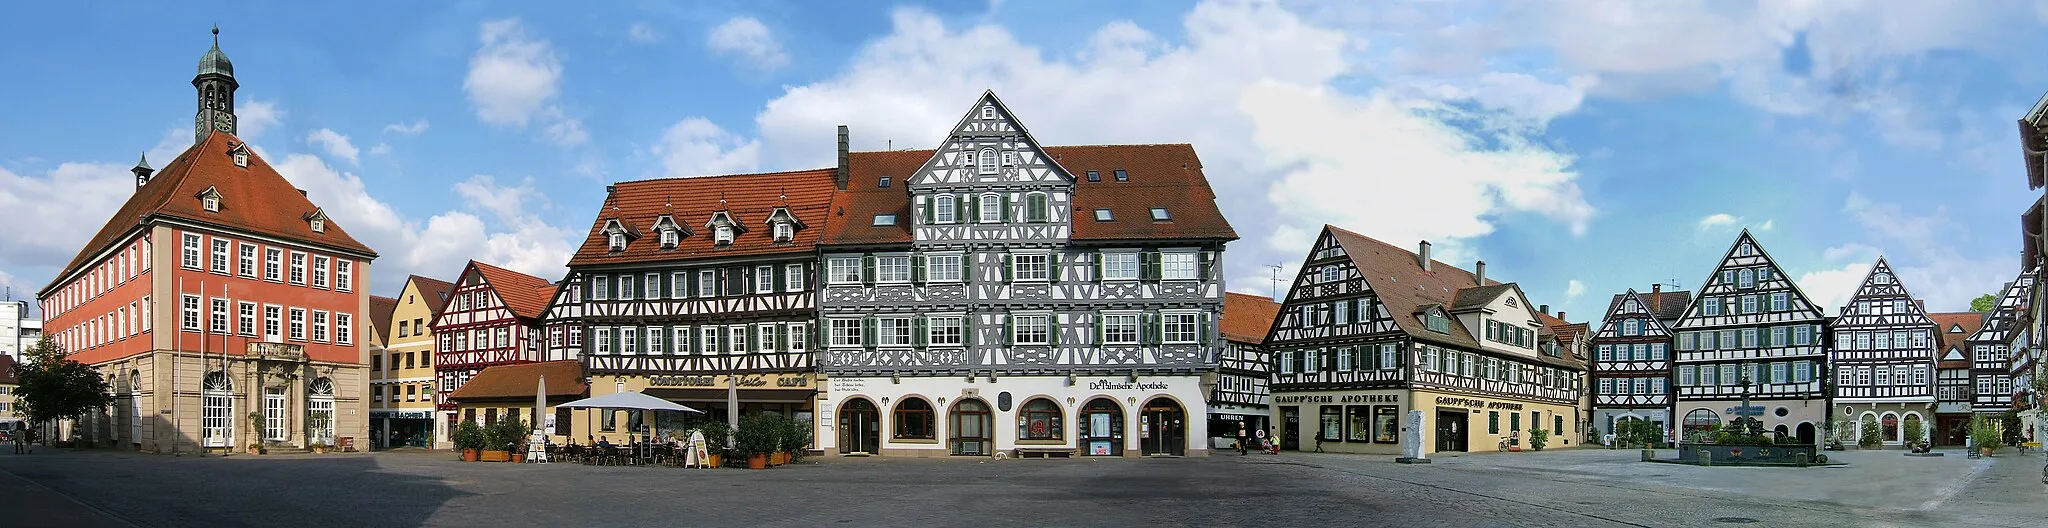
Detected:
left=479, top=450, right=512, bottom=462
left=1678, top=443, right=1818, bottom=464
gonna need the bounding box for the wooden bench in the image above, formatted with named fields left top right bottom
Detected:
left=1014, top=447, right=1074, bottom=459
left=2021, top=442, right=2042, bottom=455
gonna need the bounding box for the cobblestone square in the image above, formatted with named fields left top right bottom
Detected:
left=2, top=448, right=2042, bottom=527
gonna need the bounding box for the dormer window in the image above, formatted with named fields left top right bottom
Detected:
left=773, top=222, right=793, bottom=242
left=651, top=215, right=688, bottom=249
left=1150, top=208, right=1171, bottom=221
left=1424, top=311, right=1450, bottom=333
left=228, top=143, right=250, bottom=168
left=872, top=214, right=897, bottom=226
left=310, top=219, right=325, bottom=233
left=878, top=177, right=891, bottom=188
left=715, top=226, right=734, bottom=245
left=196, top=186, right=223, bottom=213
left=979, top=149, right=998, bottom=174
left=660, top=230, right=678, bottom=248
left=608, top=233, right=626, bottom=252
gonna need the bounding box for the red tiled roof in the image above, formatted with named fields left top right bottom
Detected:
left=368, top=295, right=399, bottom=346
left=1222, top=292, right=1281, bottom=344
left=467, top=260, right=557, bottom=321
left=1930, top=311, right=1986, bottom=366
left=820, top=145, right=1238, bottom=245
left=409, top=275, right=458, bottom=319
left=0, top=354, right=18, bottom=385
left=567, top=169, right=838, bottom=266
left=40, top=131, right=375, bottom=295
left=1323, top=225, right=1584, bottom=371
left=1606, top=289, right=1693, bottom=323
left=448, top=360, right=587, bottom=402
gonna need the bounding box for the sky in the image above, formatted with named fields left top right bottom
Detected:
left=2, top=0, right=2046, bottom=325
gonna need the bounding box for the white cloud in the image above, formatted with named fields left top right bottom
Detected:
left=1757, top=219, right=1774, bottom=231
left=237, top=99, right=285, bottom=141
left=383, top=119, right=430, bottom=136
left=652, top=117, right=761, bottom=177
left=1797, top=262, right=1872, bottom=317
left=368, top=143, right=391, bottom=156
left=628, top=22, right=663, bottom=44
left=707, top=16, right=790, bottom=70
left=1565, top=279, right=1586, bottom=301
left=0, top=163, right=137, bottom=289
left=541, top=110, right=588, bottom=147
left=465, top=18, right=563, bottom=127
left=1696, top=213, right=1740, bottom=231
left=1832, top=192, right=2015, bottom=312
left=304, top=128, right=360, bottom=164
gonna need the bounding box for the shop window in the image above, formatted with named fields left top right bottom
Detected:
left=1346, top=405, right=1372, bottom=442
left=893, top=397, right=935, bottom=440
left=1319, top=406, right=1342, bottom=444
left=1018, top=399, right=1062, bottom=441
left=1374, top=406, right=1400, bottom=443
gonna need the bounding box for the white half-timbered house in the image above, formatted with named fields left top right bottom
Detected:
left=1829, top=258, right=1938, bottom=446
left=1589, top=286, right=1690, bottom=445
left=1670, top=231, right=1829, bottom=445
left=430, top=260, right=554, bottom=438
left=1967, top=268, right=2036, bottom=416
left=549, top=172, right=834, bottom=443
left=816, top=92, right=1237, bottom=458
left=1212, top=292, right=1280, bottom=444
left=1264, top=226, right=1587, bottom=456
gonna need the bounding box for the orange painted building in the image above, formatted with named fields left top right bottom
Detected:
left=34, top=30, right=377, bottom=453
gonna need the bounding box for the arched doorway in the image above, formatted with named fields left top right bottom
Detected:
left=1141, top=397, right=1185, bottom=456
left=948, top=399, right=991, bottom=456
left=1903, top=413, right=1924, bottom=445
left=1795, top=422, right=1816, bottom=445
left=201, top=371, right=233, bottom=448
left=1681, top=409, right=1719, bottom=442
left=1772, top=424, right=1789, bottom=442
left=307, top=378, right=336, bottom=446
left=1080, top=398, right=1124, bottom=456
left=838, top=398, right=880, bottom=455
left=1881, top=413, right=1900, bottom=444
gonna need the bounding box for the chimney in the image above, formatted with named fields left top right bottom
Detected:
left=835, top=125, right=851, bottom=190
left=1652, top=283, right=1662, bottom=295
left=1539, top=304, right=1549, bottom=315
left=1558, top=311, right=1566, bottom=321
left=1475, top=260, right=1487, bottom=285
left=1418, top=240, right=1432, bottom=271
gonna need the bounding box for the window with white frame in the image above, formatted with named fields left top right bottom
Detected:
left=238, top=243, right=257, bottom=277
left=660, top=229, right=678, bottom=248
left=608, top=233, right=625, bottom=252
left=289, top=252, right=306, bottom=285
left=181, top=295, right=202, bottom=331
left=715, top=225, right=734, bottom=245
left=1012, top=315, right=1050, bottom=345
left=622, top=326, right=639, bottom=354
left=238, top=301, right=257, bottom=336
left=1679, top=365, right=1697, bottom=386
left=1102, top=252, right=1139, bottom=281
left=978, top=148, right=998, bottom=174
left=619, top=274, right=636, bottom=300
left=289, top=308, right=306, bottom=340
left=1162, top=313, right=1198, bottom=343
left=209, top=238, right=231, bottom=274
left=788, top=323, right=808, bottom=351
left=700, top=326, right=719, bottom=354
left=264, top=305, right=280, bottom=340
left=756, top=265, right=775, bottom=293
left=979, top=194, right=1002, bottom=223
left=877, top=317, right=912, bottom=346
left=594, top=328, right=612, bottom=354
left=1703, top=299, right=1721, bottom=316
left=926, top=255, right=962, bottom=282
left=311, top=311, right=329, bottom=342
left=1102, top=314, right=1139, bottom=344
left=699, top=270, right=718, bottom=297
left=784, top=263, right=805, bottom=290
left=830, top=318, right=862, bottom=347
left=182, top=234, right=202, bottom=269
left=591, top=275, right=612, bottom=300
left=728, top=325, right=749, bottom=354
left=335, top=313, right=352, bottom=345
left=1380, top=344, right=1396, bottom=370
left=335, top=260, right=353, bottom=292
left=264, top=248, right=282, bottom=281
left=312, top=256, right=329, bottom=289
left=1319, top=266, right=1342, bottom=284
left=210, top=298, right=229, bottom=334
left=1011, top=254, right=1049, bottom=281
left=828, top=257, right=862, bottom=284
left=934, top=195, right=956, bottom=224
left=1161, top=253, right=1198, bottom=280
left=1279, top=351, right=1295, bottom=374
left=647, top=327, right=663, bottom=355
left=926, top=317, right=962, bottom=346
left=1770, top=293, right=1787, bottom=312
left=877, top=256, right=911, bottom=283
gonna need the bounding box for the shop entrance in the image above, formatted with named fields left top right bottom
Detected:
left=1796, top=422, right=1817, bottom=446
left=1141, top=398, right=1186, bottom=456
left=949, top=399, right=991, bottom=456
left=1081, top=398, right=1124, bottom=456
left=839, top=398, right=880, bottom=455
left=1436, top=410, right=1468, bottom=452
left=1280, top=406, right=1300, bottom=451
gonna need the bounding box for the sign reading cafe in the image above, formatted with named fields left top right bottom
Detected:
left=647, top=374, right=813, bottom=389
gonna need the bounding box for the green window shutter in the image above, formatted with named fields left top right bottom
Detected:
left=1095, top=312, right=1107, bottom=345
left=1000, top=194, right=1012, bottom=223
left=1049, top=253, right=1062, bottom=283
left=861, top=254, right=876, bottom=287
left=684, top=269, right=697, bottom=297
left=964, top=317, right=976, bottom=346
left=776, top=323, right=789, bottom=351
left=1002, top=254, right=1014, bottom=282
left=921, top=198, right=934, bottom=225
left=748, top=325, right=759, bottom=351
left=862, top=316, right=877, bottom=350
left=1090, top=252, right=1103, bottom=283
left=688, top=326, right=700, bottom=354
left=962, top=253, right=974, bottom=282
left=773, top=265, right=787, bottom=293
left=1198, top=251, right=1214, bottom=281
left=1002, top=314, right=1014, bottom=346
left=913, top=316, right=928, bottom=347
left=1049, top=315, right=1061, bottom=346
left=912, top=255, right=927, bottom=284
left=966, top=195, right=979, bottom=224
left=1200, top=312, right=1213, bottom=346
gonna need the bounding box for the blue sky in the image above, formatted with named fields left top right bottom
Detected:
left=2, top=0, right=2046, bottom=324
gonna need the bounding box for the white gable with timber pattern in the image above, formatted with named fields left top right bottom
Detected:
left=1594, top=289, right=1672, bottom=339
left=1673, top=230, right=1825, bottom=329
left=908, top=91, right=1075, bottom=188
left=1832, top=258, right=1936, bottom=329
left=1265, top=228, right=1399, bottom=343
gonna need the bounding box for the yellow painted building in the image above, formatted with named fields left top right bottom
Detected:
left=371, top=275, right=453, bottom=449
left=446, top=359, right=586, bottom=446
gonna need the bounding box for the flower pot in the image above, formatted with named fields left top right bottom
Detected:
left=511, top=453, right=526, bottom=464
left=1981, top=447, right=1995, bottom=457
left=312, top=446, right=328, bottom=454
left=707, top=454, right=722, bottom=468
left=771, top=451, right=788, bottom=465
left=748, top=453, right=768, bottom=469
left=462, top=449, right=480, bottom=462
left=247, top=446, right=264, bottom=455
left=480, top=449, right=512, bottom=462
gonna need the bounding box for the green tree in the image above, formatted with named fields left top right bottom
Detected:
left=11, top=337, right=115, bottom=427
left=1970, top=293, right=1997, bottom=313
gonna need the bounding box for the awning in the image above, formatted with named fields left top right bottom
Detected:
left=557, top=391, right=704, bottom=413
left=644, top=388, right=815, bottom=404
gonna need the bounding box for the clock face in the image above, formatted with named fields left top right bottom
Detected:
left=214, top=114, right=235, bottom=133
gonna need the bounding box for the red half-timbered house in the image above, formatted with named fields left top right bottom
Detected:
left=430, top=260, right=555, bottom=437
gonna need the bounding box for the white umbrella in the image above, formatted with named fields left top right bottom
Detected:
left=558, top=391, right=703, bottom=412
left=531, top=375, right=548, bottom=463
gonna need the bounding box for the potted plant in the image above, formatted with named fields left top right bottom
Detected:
left=453, top=421, right=486, bottom=461
left=1903, top=417, right=1929, bottom=453
left=477, top=418, right=521, bottom=462
left=1971, top=415, right=2002, bottom=457
left=735, top=413, right=779, bottom=469
left=780, top=414, right=813, bottom=464
left=499, top=417, right=530, bottom=463
left=309, top=440, right=329, bottom=454
left=1527, top=427, right=1549, bottom=452
left=695, top=421, right=732, bottom=468
left=245, top=411, right=266, bottom=455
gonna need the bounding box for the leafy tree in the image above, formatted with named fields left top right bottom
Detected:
left=11, top=337, right=115, bottom=427
left=1970, top=293, right=1997, bottom=313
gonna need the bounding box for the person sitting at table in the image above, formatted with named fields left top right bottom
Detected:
left=596, top=436, right=613, bottom=448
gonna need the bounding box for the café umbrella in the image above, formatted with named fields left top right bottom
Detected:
left=558, top=391, right=704, bottom=458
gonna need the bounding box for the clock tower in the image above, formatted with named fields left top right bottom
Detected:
left=194, top=26, right=238, bottom=145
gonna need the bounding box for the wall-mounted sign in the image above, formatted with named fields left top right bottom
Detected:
left=1434, top=395, right=1524, bottom=411
left=1274, top=393, right=1399, bottom=404
left=247, top=342, right=306, bottom=362
left=647, top=374, right=813, bottom=389
left=1087, top=380, right=1170, bottom=391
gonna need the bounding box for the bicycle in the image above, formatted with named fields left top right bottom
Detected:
left=1498, top=438, right=1510, bottom=452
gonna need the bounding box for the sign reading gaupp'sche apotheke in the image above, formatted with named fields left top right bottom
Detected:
left=1433, top=395, right=1524, bottom=411
left=1273, top=393, right=1399, bottom=404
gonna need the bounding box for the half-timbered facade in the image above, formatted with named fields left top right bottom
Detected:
left=1829, top=258, right=1938, bottom=447
left=1930, top=312, right=1986, bottom=445
left=429, top=261, right=554, bottom=444
left=817, top=92, right=1236, bottom=458
left=1589, top=286, right=1690, bottom=445
left=551, top=171, right=833, bottom=444
left=1212, top=292, right=1279, bottom=444
left=1265, top=226, right=1587, bottom=455
left=1671, top=231, right=1828, bottom=445
left=1968, top=268, right=2035, bottom=416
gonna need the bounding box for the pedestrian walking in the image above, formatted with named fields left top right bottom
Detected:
left=1236, top=424, right=1249, bottom=456
left=1314, top=430, right=1326, bottom=453
left=12, top=428, right=23, bottom=455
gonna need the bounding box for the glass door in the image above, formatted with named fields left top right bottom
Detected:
left=201, top=372, right=233, bottom=448
left=949, top=400, right=990, bottom=456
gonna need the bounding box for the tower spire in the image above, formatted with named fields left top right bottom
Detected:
left=195, top=25, right=239, bottom=144
left=132, top=152, right=155, bottom=189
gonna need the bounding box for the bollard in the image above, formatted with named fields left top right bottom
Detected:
left=1641, top=449, right=1653, bottom=462
left=1699, top=451, right=1712, bottom=467
left=1795, top=453, right=1809, bottom=468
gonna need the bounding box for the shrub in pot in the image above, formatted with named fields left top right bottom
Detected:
left=1857, top=416, right=1881, bottom=449
left=309, top=440, right=329, bottom=454
left=1970, top=414, right=2002, bottom=456
left=453, top=421, right=487, bottom=461
left=780, top=414, right=813, bottom=463
left=1526, top=428, right=1549, bottom=451
left=734, top=413, right=780, bottom=469
left=695, top=420, right=732, bottom=467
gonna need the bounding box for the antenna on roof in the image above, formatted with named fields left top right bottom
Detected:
left=1267, top=264, right=1286, bottom=299
left=888, top=140, right=893, bottom=150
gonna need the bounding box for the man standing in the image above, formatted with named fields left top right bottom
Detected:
left=1236, top=423, right=1249, bottom=456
